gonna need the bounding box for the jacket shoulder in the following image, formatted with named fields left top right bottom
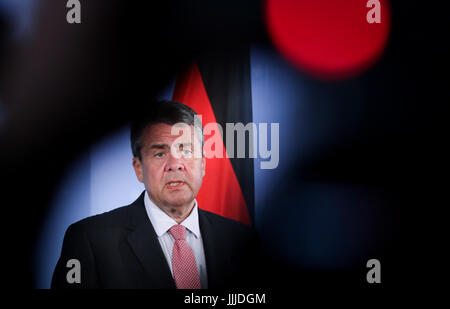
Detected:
left=68, top=203, right=134, bottom=232
left=198, top=208, right=256, bottom=236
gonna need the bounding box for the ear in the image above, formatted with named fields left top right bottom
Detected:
left=201, top=157, right=206, bottom=177
left=132, top=157, right=144, bottom=183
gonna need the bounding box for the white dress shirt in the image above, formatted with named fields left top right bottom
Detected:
left=144, top=191, right=208, bottom=288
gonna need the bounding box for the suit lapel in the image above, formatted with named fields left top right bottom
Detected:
left=126, top=192, right=176, bottom=289
left=199, top=209, right=231, bottom=288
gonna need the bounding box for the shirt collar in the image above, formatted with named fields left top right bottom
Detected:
left=144, top=191, right=200, bottom=239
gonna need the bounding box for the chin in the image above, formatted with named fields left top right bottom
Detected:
left=165, top=196, right=192, bottom=208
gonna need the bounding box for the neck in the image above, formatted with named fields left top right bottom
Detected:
left=158, top=199, right=196, bottom=224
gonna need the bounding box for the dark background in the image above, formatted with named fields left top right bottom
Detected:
left=0, top=0, right=448, bottom=298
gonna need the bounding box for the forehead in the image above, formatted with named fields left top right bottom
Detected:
left=141, top=123, right=198, bottom=145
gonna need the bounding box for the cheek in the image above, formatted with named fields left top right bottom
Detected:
left=142, top=161, right=164, bottom=185
left=187, top=160, right=204, bottom=181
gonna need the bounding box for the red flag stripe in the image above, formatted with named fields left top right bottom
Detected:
left=172, top=62, right=251, bottom=226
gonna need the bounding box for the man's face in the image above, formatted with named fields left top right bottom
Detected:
left=132, top=123, right=205, bottom=210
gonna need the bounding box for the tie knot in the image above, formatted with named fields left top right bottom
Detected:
left=169, top=224, right=186, bottom=240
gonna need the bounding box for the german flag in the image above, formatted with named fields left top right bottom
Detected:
left=172, top=48, right=254, bottom=226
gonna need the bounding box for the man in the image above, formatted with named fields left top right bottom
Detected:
left=51, top=100, right=261, bottom=289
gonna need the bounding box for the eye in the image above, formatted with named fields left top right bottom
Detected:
left=182, top=149, right=192, bottom=157
left=154, top=152, right=165, bottom=158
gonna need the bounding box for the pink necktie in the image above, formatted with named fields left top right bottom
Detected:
left=169, top=225, right=201, bottom=289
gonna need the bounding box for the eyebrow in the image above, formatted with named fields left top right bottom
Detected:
left=175, top=142, right=192, bottom=148
left=149, top=144, right=170, bottom=150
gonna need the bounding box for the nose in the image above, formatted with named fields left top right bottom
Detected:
left=164, top=151, right=185, bottom=172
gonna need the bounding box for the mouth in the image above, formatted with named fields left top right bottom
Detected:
left=165, top=180, right=185, bottom=190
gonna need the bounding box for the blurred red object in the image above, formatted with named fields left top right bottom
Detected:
left=265, top=0, right=391, bottom=79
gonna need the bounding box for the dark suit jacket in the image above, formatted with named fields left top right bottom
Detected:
left=51, top=192, right=261, bottom=289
